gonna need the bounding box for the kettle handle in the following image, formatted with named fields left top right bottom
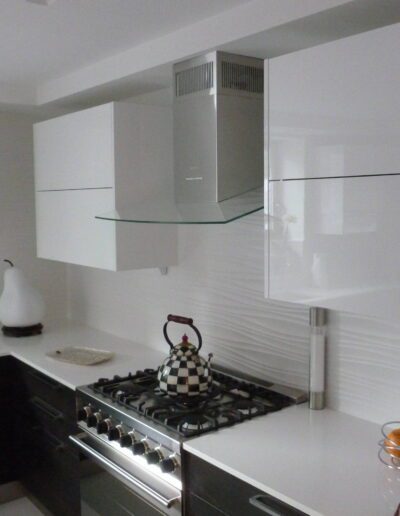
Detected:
left=163, top=314, right=203, bottom=351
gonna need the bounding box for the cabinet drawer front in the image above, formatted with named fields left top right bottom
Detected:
left=268, top=175, right=400, bottom=320
left=184, top=453, right=308, bottom=516
left=21, top=428, right=80, bottom=516
left=28, top=396, right=77, bottom=443
left=269, top=24, right=400, bottom=180
left=36, top=188, right=116, bottom=269
left=34, top=103, right=114, bottom=191
left=18, top=362, right=76, bottom=421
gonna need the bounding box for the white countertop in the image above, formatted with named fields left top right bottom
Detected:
left=0, top=320, right=164, bottom=390
left=1, top=321, right=398, bottom=515
left=184, top=405, right=400, bottom=516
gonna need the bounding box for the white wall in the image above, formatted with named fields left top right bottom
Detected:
left=0, top=113, right=67, bottom=323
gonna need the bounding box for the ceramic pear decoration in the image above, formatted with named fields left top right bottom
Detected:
left=0, top=260, right=45, bottom=337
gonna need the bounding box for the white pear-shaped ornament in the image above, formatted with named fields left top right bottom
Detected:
left=0, top=260, right=45, bottom=337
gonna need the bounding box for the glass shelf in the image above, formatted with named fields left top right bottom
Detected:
left=95, top=187, right=263, bottom=224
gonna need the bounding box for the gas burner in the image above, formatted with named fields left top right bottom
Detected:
left=234, top=399, right=261, bottom=416
left=169, top=385, right=222, bottom=408
left=178, top=415, right=214, bottom=435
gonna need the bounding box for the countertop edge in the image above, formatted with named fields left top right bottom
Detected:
left=9, top=351, right=78, bottom=391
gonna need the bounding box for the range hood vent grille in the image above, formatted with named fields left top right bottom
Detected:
left=175, top=61, right=214, bottom=97
left=221, top=61, right=263, bottom=94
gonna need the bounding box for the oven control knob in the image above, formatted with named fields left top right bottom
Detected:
left=86, top=415, right=98, bottom=428
left=77, top=406, right=91, bottom=421
left=160, top=458, right=177, bottom=474
left=119, top=434, right=134, bottom=447
left=132, top=441, right=148, bottom=455
left=77, top=409, right=87, bottom=421
left=146, top=450, right=163, bottom=465
left=107, top=427, right=121, bottom=441
left=96, top=420, right=108, bottom=434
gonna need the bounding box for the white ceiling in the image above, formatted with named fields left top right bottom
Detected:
left=0, top=0, right=250, bottom=85
left=1, top=0, right=399, bottom=109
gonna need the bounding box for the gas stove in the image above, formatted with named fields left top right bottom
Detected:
left=71, top=366, right=307, bottom=514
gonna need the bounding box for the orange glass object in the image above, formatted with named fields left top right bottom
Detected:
left=385, top=428, right=400, bottom=458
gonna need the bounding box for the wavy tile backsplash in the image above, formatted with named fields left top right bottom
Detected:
left=67, top=212, right=310, bottom=390
left=327, top=311, right=400, bottom=424
left=67, top=210, right=400, bottom=426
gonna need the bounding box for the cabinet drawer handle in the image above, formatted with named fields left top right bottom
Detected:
left=249, top=495, right=286, bottom=516
left=30, top=396, right=64, bottom=422
left=32, top=426, right=66, bottom=453
left=47, top=431, right=66, bottom=453
left=27, top=369, right=62, bottom=391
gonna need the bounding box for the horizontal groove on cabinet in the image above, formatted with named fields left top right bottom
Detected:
left=269, top=171, right=400, bottom=182
left=18, top=361, right=76, bottom=420
left=37, top=186, right=113, bottom=192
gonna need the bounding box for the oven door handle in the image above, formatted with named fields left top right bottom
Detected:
left=69, top=434, right=180, bottom=508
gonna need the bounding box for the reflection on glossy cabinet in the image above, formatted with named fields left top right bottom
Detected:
left=269, top=23, right=400, bottom=181
left=267, top=175, right=400, bottom=320
left=34, top=102, right=177, bottom=271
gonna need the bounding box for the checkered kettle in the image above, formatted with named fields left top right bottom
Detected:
left=157, top=314, right=213, bottom=398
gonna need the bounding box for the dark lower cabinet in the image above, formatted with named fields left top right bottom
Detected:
left=19, top=426, right=80, bottom=516
left=0, top=358, right=311, bottom=516
left=183, top=451, right=309, bottom=516
left=14, top=360, right=81, bottom=515
left=0, top=357, right=20, bottom=484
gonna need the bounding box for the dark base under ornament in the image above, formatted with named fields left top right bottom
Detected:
left=2, top=323, right=43, bottom=337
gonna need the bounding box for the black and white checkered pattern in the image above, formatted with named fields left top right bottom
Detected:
left=158, top=346, right=212, bottom=397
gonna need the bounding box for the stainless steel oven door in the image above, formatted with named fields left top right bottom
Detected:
left=70, top=434, right=181, bottom=516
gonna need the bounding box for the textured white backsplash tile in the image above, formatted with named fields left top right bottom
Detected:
left=67, top=210, right=400, bottom=424
left=327, top=311, right=400, bottom=425
left=67, top=212, right=310, bottom=390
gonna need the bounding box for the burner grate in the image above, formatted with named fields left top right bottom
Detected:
left=90, top=368, right=296, bottom=438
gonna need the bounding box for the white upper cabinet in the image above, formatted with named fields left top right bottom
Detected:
left=269, top=23, right=400, bottom=180
left=266, top=23, right=400, bottom=320
left=34, top=103, right=115, bottom=191
left=268, top=175, right=400, bottom=320
left=34, top=101, right=177, bottom=271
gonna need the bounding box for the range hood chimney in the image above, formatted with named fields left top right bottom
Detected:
left=174, top=51, right=264, bottom=205
left=97, top=52, right=264, bottom=225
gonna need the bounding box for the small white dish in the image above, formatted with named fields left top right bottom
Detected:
left=46, top=346, right=114, bottom=366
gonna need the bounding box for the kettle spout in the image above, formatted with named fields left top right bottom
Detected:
left=207, top=353, right=213, bottom=367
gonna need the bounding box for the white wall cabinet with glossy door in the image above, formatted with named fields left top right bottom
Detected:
left=34, top=102, right=177, bottom=271
left=266, top=23, right=400, bottom=320
left=269, top=23, right=400, bottom=181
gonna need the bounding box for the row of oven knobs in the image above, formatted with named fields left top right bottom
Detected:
left=77, top=408, right=177, bottom=473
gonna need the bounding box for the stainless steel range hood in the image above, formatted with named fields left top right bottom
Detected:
left=97, top=52, right=264, bottom=224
